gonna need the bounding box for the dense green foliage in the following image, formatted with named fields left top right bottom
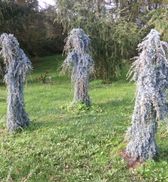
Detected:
left=146, top=8, right=168, bottom=41
left=0, top=55, right=168, bottom=181
left=56, top=0, right=142, bottom=81
left=0, top=0, right=167, bottom=81
left=55, top=0, right=168, bottom=81
left=0, top=0, right=63, bottom=56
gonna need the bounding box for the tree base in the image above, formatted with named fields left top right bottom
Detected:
left=7, top=115, right=30, bottom=133
left=121, top=150, right=143, bottom=169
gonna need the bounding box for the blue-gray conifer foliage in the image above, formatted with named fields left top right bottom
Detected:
left=0, top=33, right=32, bottom=132
left=62, top=28, right=94, bottom=106
left=125, top=29, right=168, bottom=162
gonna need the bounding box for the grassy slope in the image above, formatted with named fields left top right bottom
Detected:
left=0, top=55, right=168, bottom=182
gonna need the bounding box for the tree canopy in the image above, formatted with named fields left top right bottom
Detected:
left=0, top=0, right=63, bottom=56
left=0, top=0, right=167, bottom=81
left=55, top=0, right=168, bottom=81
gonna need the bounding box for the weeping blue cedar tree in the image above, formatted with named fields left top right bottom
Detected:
left=62, top=28, right=94, bottom=106
left=0, top=33, right=32, bottom=132
left=125, top=29, right=168, bottom=163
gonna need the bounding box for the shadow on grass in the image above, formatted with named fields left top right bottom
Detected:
left=0, top=98, right=6, bottom=102
left=156, top=147, right=168, bottom=162
left=27, top=114, right=94, bottom=131
left=27, top=77, right=69, bottom=86
left=28, top=121, right=57, bottom=131
left=98, top=98, right=133, bottom=111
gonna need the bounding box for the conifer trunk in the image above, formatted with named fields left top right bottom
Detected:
left=6, top=66, right=30, bottom=132
left=73, top=67, right=90, bottom=106
left=125, top=90, right=158, bottom=161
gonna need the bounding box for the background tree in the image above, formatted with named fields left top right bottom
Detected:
left=56, top=0, right=143, bottom=81
left=62, top=28, right=94, bottom=106
left=146, top=8, right=168, bottom=41
left=0, top=33, right=32, bottom=132
left=0, top=0, right=64, bottom=57
left=124, top=29, right=168, bottom=165
left=1, top=0, right=167, bottom=82
left=56, top=0, right=168, bottom=81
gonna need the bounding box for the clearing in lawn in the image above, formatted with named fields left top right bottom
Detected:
left=0, top=55, right=168, bottom=182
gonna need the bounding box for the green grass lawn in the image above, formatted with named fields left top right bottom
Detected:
left=0, top=55, right=168, bottom=182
